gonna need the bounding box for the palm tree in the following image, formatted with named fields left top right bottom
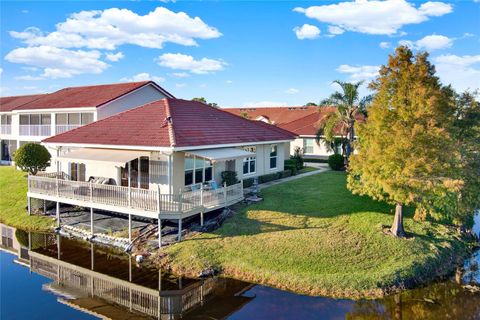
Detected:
left=315, top=80, right=371, bottom=161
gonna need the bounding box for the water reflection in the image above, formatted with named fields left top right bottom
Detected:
left=1, top=222, right=480, bottom=320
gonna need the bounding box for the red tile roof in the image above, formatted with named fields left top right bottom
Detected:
left=224, top=106, right=318, bottom=125
left=225, top=106, right=365, bottom=136
left=0, top=94, right=45, bottom=112
left=13, top=81, right=173, bottom=111
left=43, top=99, right=296, bottom=148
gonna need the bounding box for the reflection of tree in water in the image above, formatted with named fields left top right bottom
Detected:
left=346, top=282, right=480, bottom=320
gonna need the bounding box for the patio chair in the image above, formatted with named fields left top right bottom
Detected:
left=209, top=181, right=219, bottom=190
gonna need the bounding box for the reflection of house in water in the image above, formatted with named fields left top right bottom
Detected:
left=5, top=227, right=254, bottom=319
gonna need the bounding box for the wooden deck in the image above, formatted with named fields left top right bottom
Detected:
left=27, top=175, right=244, bottom=219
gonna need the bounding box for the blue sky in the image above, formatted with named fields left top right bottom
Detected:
left=1, top=0, right=479, bottom=107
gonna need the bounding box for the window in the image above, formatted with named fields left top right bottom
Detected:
left=56, top=113, right=68, bottom=125
left=41, top=114, right=51, bottom=125
left=1, top=115, right=11, bottom=125
left=269, top=145, right=278, bottom=169
left=68, top=113, right=80, bottom=125
left=303, top=139, right=314, bottom=154
left=120, top=157, right=150, bottom=189
left=1, top=140, right=17, bottom=161
left=184, top=155, right=213, bottom=186
left=70, top=163, right=86, bottom=181
left=81, top=113, right=94, bottom=124
left=19, top=114, right=51, bottom=125
left=243, top=146, right=256, bottom=175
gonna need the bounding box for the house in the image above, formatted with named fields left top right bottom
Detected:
left=27, top=98, right=296, bottom=245
left=0, top=81, right=174, bottom=164
left=224, top=106, right=364, bottom=159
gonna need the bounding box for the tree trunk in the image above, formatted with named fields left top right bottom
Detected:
left=345, top=122, right=355, bottom=162
left=391, top=203, right=406, bottom=237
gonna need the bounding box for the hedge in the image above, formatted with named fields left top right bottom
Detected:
left=242, top=169, right=293, bottom=188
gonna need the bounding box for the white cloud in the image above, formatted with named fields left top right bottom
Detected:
left=120, top=72, right=165, bottom=83
left=0, top=68, right=2, bottom=76
left=156, top=53, right=226, bottom=74
left=284, top=88, right=299, bottom=94
left=379, top=41, right=391, bottom=49
left=199, top=83, right=207, bottom=88
left=294, top=0, right=452, bottom=35
left=433, top=54, right=480, bottom=91
left=226, top=80, right=233, bottom=84
left=293, top=24, right=320, bottom=40
left=170, top=72, right=190, bottom=78
left=105, top=52, right=124, bottom=62
left=9, top=7, right=221, bottom=50
left=15, top=75, right=44, bottom=81
left=336, top=64, right=380, bottom=81
left=328, top=25, right=344, bottom=36
left=5, top=45, right=108, bottom=79
left=399, top=34, right=453, bottom=51
left=242, top=101, right=288, bottom=108
left=175, top=83, right=186, bottom=88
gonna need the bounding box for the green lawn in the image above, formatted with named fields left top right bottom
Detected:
left=163, top=171, right=468, bottom=298
left=0, top=166, right=54, bottom=231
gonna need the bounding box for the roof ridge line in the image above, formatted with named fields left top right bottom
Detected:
left=165, top=99, right=176, bottom=147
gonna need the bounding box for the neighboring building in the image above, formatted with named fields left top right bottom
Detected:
left=0, top=81, right=174, bottom=164
left=28, top=98, right=295, bottom=243
left=225, top=106, right=335, bottom=158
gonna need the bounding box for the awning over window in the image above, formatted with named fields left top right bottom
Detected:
left=186, top=148, right=255, bottom=162
left=57, top=148, right=150, bottom=167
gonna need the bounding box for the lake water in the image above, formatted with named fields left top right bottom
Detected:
left=1, top=220, right=479, bottom=320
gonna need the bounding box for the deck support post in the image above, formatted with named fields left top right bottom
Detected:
left=177, top=218, right=182, bottom=241
left=158, top=216, right=162, bottom=248
left=27, top=197, right=31, bottom=215
left=56, top=202, right=60, bottom=227
left=43, top=200, right=47, bottom=214
left=90, top=208, right=94, bottom=236
left=128, top=214, right=132, bottom=243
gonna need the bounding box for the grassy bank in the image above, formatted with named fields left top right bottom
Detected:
left=162, top=171, right=469, bottom=298
left=0, top=166, right=54, bottom=231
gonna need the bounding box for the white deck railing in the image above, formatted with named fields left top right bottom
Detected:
left=19, top=124, right=51, bottom=136
left=28, top=175, right=244, bottom=215
left=55, top=124, right=82, bottom=134
left=0, top=125, right=11, bottom=135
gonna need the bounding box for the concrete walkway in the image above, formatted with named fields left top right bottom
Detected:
left=245, top=163, right=329, bottom=192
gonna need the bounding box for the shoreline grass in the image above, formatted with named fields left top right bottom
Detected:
left=0, top=166, right=54, bottom=232
left=161, top=171, right=470, bottom=298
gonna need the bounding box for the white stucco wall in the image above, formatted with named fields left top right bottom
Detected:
left=290, top=136, right=333, bottom=158
left=97, top=84, right=168, bottom=119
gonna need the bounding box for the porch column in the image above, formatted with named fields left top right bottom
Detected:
left=200, top=185, right=204, bottom=226
left=56, top=202, right=60, bottom=227
left=177, top=218, right=182, bottom=241
left=43, top=200, right=47, bottom=215
left=90, top=208, right=94, bottom=236
left=158, top=216, right=162, bottom=248
left=128, top=161, right=132, bottom=207
left=128, top=214, right=132, bottom=243
left=223, top=182, right=227, bottom=206
left=27, top=197, right=31, bottom=215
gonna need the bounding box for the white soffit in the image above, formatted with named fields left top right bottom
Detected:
left=57, top=148, right=150, bottom=167
left=186, top=148, right=255, bottom=162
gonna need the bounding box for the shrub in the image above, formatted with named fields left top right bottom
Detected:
left=243, top=178, right=254, bottom=188
left=328, top=154, right=345, bottom=171
left=221, top=170, right=239, bottom=186
left=258, top=173, right=279, bottom=184
left=304, top=158, right=328, bottom=163
left=14, top=143, right=51, bottom=175
left=278, top=169, right=292, bottom=178
left=284, top=159, right=298, bottom=175
left=290, top=146, right=304, bottom=169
